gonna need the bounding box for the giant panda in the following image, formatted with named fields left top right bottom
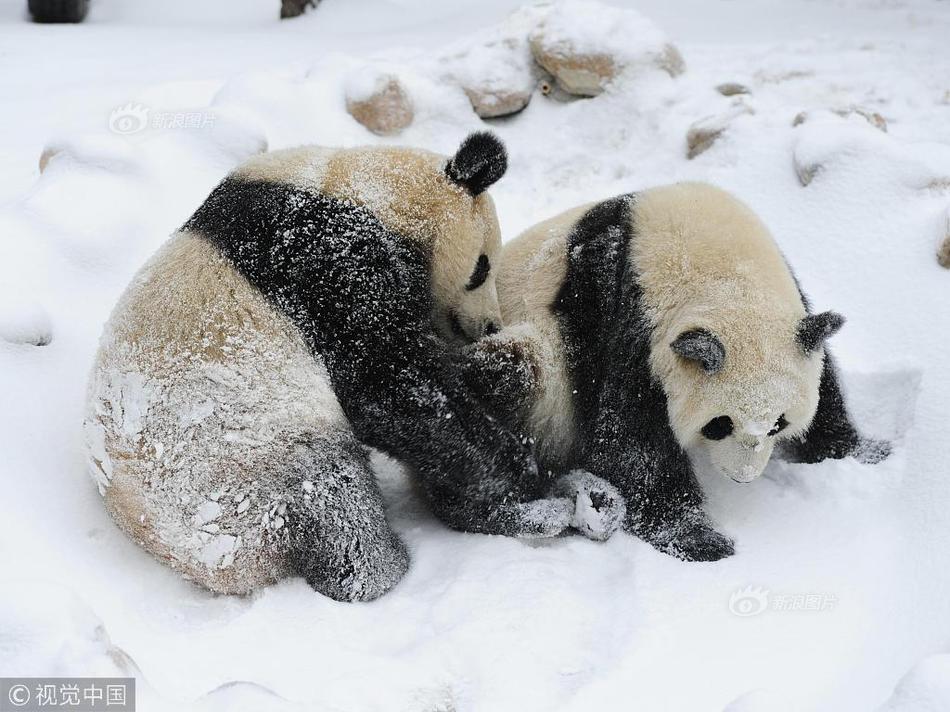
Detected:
left=83, top=133, right=601, bottom=602
left=460, top=182, right=890, bottom=562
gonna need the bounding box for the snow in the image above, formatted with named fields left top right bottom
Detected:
left=0, top=0, right=949, bottom=710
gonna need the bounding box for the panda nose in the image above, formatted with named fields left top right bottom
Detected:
left=483, top=321, right=499, bottom=337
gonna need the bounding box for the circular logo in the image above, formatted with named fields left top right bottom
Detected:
left=8, top=684, right=31, bottom=707
left=109, top=103, right=150, bottom=135
left=729, top=586, right=770, bottom=617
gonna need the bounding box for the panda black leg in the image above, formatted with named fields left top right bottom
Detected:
left=778, top=352, right=891, bottom=465
left=419, top=472, right=573, bottom=539
left=618, top=453, right=734, bottom=562
left=583, top=407, right=734, bottom=561
left=284, top=436, right=409, bottom=602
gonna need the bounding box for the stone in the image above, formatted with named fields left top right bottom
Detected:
left=716, top=82, right=750, bottom=97
left=344, top=70, right=413, bottom=136
left=441, top=5, right=547, bottom=118
left=528, top=0, right=684, bottom=97
left=686, top=103, right=754, bottom=159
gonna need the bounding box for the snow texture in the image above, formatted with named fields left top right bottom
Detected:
left=1, top=0, right=948, bottom=710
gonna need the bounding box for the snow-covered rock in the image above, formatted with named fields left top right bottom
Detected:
left=793, top=105, right=888, bottom=133
left=439, top=5, right=547, bottom=119
left=344, top=68, right=414, bottom=136
left=879, top=655, right=950, bottom=711
left=686, top=102, right=754, bottom=159
left=0, top=298, right=52, bottom=346
left=716, top=82, right=751, bottom=97
left=939, top=210, right=950, bottom=269
left=528, top=0, right=684, bottom=97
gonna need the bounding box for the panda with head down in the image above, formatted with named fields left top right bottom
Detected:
left=460, top=182, right=890, bottom=562
left=84, top=132, right=620, bottom=602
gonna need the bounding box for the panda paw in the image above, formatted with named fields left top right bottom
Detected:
left=553, top=470, right=627, bottom=542
left=658, top=516, right=735, bottom=562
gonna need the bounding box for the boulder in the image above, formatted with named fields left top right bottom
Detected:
left=793, top=105, right=887, bottom=132
left=344, top=69, right=413, bottom=136
left=716, top=82, right=750, bottom=97
left=528, top=0, right=684, bottom=97
left=939, top=211, right=950, bottom=269
left=441, top=5, right=547, bottom=118
left=686, top=103, right=754, bottom=159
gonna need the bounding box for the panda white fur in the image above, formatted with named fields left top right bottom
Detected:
left=464, top=182, right=889, bottom=562
left=83, top=133, right=603, bottom=601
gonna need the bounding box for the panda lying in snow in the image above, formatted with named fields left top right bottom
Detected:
left=83, top=133, right=621, bottom=602
left=461, top=182, right=890, bottom=562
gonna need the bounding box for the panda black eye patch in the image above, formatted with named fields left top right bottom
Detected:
left=466, top=254, right=491, bottom=291
left=702, top=415, right=734, bottom=440
left=768, top=414, right=789, bottom=436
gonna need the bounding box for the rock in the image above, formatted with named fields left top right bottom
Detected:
left=280, top=0, right=317, bottom=19
left=939, top=212, right=950, bottom=269
left=686, top=103, right=754, bottom=159
left=793, top=105, right=887, bottom=132
left=528, top=0, right=684, bottom=97
left=38, top=145, right=60, bottom=173
left=716, top=82, right=750, bottom=97
left=344, top=69, right=413, bottom=136
left=440, top=5, right=547, bottom=118
left=0, top=298, right=53, bottom=346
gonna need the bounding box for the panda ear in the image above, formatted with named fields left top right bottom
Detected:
left=445, top=131, right=507, bottom=196
left=797, top=311, right=845, bottom=354
left=670, top=329, right=726, bottom=375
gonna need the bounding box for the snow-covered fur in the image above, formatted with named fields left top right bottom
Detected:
left=474, top=182, right=889, bottom=562
left=83, top=133, right=583, bottom=601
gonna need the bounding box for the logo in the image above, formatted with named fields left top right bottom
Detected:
left=728, top=585, right=770, bottom=617
left=109, top=103, right=150, bottom=135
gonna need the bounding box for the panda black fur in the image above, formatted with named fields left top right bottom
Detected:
left=466, top=182, right=890, bottom=562
left=83, top=133, right=585, bottom=601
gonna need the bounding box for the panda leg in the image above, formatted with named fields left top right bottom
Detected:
left=419, top=476, right=573, bottom=539
left=284, top=435, right=409, bottom=602
left=778, top=352, right=891, bottom=465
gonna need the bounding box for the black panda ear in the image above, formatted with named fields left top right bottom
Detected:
left=445, top=131, right=507, bottom=196
left=671, top=329, right=726, bottom=375
left=797, top=311, right=845, bottom=354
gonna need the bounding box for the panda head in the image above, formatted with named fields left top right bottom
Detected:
left=664, top=309, right=844, bottom=483
left=434, top=131, right=509, bottom=343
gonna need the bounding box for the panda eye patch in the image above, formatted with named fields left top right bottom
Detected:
left=465, top=254, right=490, bottom=291
left=701, top=415, right=733, bottom=441
left=768, top=414, right=789, bottom=436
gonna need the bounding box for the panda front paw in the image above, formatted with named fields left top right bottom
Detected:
left=637, top=513, right=734, bottom=562
left=553, top=470, right=627, bottom=542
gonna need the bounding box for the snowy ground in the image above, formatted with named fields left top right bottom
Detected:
left=1, top=0, right=950, bottom=710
